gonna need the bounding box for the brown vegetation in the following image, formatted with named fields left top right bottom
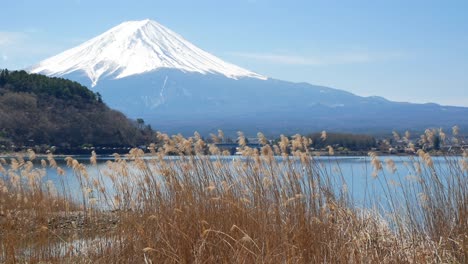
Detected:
left=0, top=130, right=466, bottom=263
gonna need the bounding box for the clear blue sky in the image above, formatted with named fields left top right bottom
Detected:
left=1, top=0, right=467, bottom=106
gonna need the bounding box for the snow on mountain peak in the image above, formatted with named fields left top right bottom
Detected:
left=30, top=19, right=266, bottom=86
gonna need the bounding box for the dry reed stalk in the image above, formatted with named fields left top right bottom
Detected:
left=0, top=130, right=466, bottom=263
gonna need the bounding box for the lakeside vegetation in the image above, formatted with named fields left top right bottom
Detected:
left=0, top=130, right=466, bottom=263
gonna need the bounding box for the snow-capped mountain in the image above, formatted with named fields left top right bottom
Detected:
left=30, top=19, right=266, bottom=86
left=28, top=20, right=468, bottom=136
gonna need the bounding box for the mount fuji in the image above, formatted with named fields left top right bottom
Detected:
left=30, top=19, right=468, bottom=136
left=30, top=19, right=266, bottom=87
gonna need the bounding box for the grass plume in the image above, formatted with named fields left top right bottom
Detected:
left=0, top=130, right=466, bottom=263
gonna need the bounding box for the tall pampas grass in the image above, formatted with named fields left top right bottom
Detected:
left=0, top=129, right=466, bottom=263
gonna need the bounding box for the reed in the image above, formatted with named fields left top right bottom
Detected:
left=0, top=130, right=466, bottom=263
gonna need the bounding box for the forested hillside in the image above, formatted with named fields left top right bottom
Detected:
left=0, top=70, right=153, bottom=150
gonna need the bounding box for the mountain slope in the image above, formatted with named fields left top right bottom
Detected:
left=63, top=68, right=468, bottom=136
left=28, top=20, right=468, bottom=136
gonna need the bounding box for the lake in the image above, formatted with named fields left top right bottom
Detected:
left=1, top=154, right=464, bottom=210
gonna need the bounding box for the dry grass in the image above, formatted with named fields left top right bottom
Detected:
left=0, top=130, right=466, bottom=263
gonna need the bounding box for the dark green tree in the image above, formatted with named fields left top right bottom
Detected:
left=433, top=135, right=441, bottom=150
left=136, top=118, right=145, bottom=129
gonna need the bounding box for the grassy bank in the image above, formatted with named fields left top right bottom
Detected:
left=0, top=132, right=466, bottom=263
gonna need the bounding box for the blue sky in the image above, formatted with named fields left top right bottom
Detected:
left=1, top=0, right=467, bottom=106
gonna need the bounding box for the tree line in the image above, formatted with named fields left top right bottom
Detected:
left=307, top=132, right=376, bottom=151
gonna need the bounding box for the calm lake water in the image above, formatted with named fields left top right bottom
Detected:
left=1, top=155, right=464, bottom=209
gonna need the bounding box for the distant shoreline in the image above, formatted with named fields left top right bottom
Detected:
left=0, top=151, right=464, bottom=159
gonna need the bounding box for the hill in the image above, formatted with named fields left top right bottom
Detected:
left=0, top=69, right=152, bottom=151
